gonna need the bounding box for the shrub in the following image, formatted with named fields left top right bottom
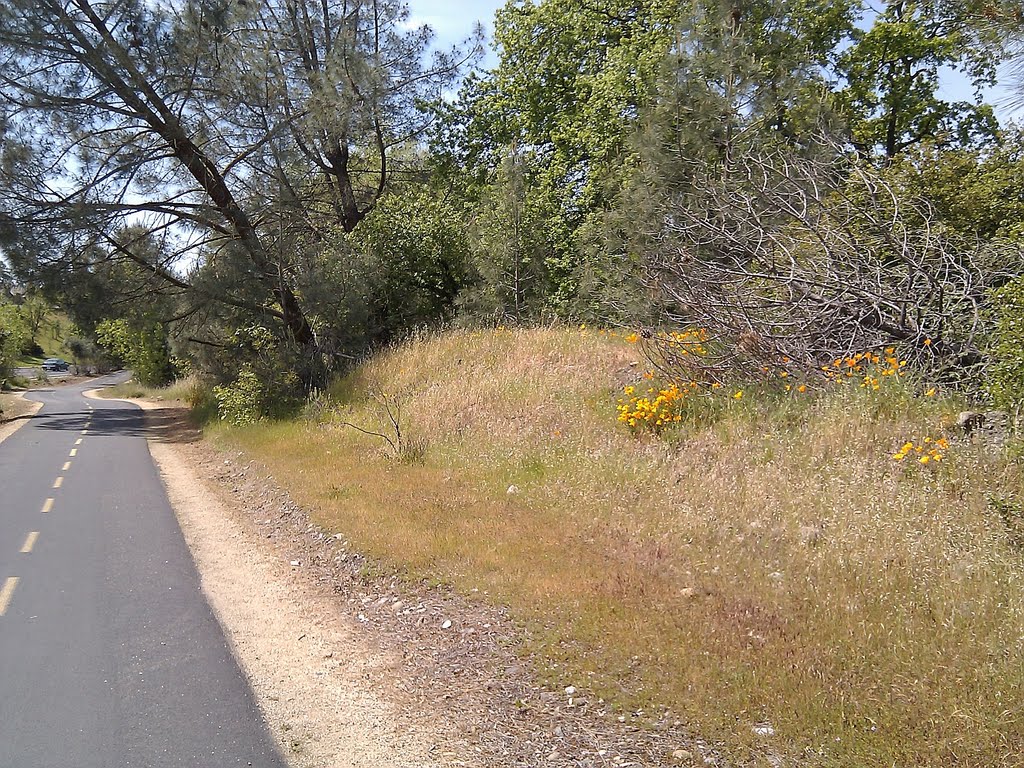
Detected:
left=213, top=365, right=266, bottom=425
left=988, top=276, right=1024, bottom=412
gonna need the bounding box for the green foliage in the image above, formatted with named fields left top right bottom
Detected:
left=2, top=0, right=1019, bottom=406
left=883, top=135, right=1024, bottom=242
left=349, top=187, right=470, bottom=342
left=836, top=0, right=1004, bottom=159
left=0, top=301, right=30, bottom=385
left=440, top=0, right=681, bottom=315
left=988, top=276, right=1024, bottom=410
left=460, top=148, right=550, bottom=321
left=206, top=324, right=303, bottom=425
left=213, top=365, right=267, bottom=426
left=64, top=336, right=106, bottom=371
left=95, top=318, right=174, bottom=387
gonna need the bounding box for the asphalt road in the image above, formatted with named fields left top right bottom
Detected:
left=0, top=376, right=287, bottom=767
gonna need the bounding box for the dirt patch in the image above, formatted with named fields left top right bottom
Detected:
left=104, top=396, right=707, bottom=768
left=0, top=392, right=43, bottom=445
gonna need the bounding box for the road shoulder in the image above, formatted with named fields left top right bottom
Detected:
left=84, top=392, right=464, bottom=768
left=0, top=393, right=43, bottom=446
left=88, top=392, right=697, bottom=768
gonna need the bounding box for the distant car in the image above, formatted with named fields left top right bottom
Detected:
left=41, top=358, right=69, bottom=372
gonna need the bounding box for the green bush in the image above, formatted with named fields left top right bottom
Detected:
left=95, top=318, right=174, bottom=386
left=988, top=276, right=1024, bottom=412
left=0, top=302, right=30, bottom=385
left=213, top=365, right=266, bottom=425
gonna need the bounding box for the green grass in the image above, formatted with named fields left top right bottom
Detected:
left=209, top=327, right=1023, bottom=766
left=16, top=309, right=72, bottom=365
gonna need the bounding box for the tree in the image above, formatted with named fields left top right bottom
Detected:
left=17, top=293, right=49, bottom=340
left=0, top=0, right=477, bottom=384
left=462, top=146, right=550, bottom=322
left=835, top=0, right=1004, bottom=161
left=95, top=317, right=174, bottom=386
left=0, top=299, right=29, bottom=387
left=437, top=0, right=681, bottom=313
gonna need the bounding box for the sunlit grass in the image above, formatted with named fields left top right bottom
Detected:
left=101, top=375, right=218, bottom=422
left=216, top=327, right=1024, bottom=766
left=0, top=392, right=35, bottom=422
left=16, top=309, right=71, bottom=365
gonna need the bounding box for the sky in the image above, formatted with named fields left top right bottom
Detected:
left=406, top=0, right=506, bottom=64
left=406, top=0, right=1019, bottom=123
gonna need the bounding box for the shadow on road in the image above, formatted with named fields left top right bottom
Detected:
left=30, top=406, right=199, bottom=445
left=0, top=412, right=37, bottom=425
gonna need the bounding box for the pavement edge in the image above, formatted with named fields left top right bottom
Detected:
left=0, top=394, right=44, bottom=446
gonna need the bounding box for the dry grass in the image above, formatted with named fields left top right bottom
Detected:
left=0, top=392, right=36, bottom=422
left=102, top=375, right=215, bottom=412
left=218, top=327, right=1024, bottom=766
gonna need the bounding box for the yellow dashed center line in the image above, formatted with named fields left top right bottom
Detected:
left=53, top=477, right=63, bottom=489
left=74, top=438, right=82, bottom=446
left=69, top=448, right=77, bottom=457
left=20, top=532, right=39, bottom=554
left=62, top=461, right=71, bottom=471
left=81, top=430, right=88, bottom=435
left=41, top=498, right=54, bottom=514
left=0, top=577, right=19, bottom=616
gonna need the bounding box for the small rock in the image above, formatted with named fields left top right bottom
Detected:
left=680, top=587, right=696, bottom=599
left=441, top=619, right=453, bottom=629
left=752, top=723, right=775, bottom=737
left=672, top=749, right=693, bottom=762
left=768, top=571, right=784, bottom=581
left=506, top=484, right=520, bottom=495
left=289, top=560, right=300, bottom=567
left=956, top=409, right=1010, bottom=450
left=956, top=410, right=985, bottom=434
left=564, top=685, right=576, bottom=696
left=798, top=523, right=824, bottom=546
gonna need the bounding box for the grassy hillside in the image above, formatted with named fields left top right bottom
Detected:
left=214, top=327, right=1024, bottom=766
left=16, top=308, right=72, bottom=364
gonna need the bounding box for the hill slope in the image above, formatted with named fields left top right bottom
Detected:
left=218, top=327, right=1024, bottom=766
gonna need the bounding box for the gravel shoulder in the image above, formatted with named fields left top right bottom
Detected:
left=97, top=395, right=706, bottom=768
